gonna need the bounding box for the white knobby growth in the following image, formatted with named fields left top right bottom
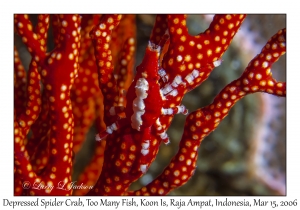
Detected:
left=131, top=78, right=149, bottom=131
left=141, top=140, right=150, bottom=156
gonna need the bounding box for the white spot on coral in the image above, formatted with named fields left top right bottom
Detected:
left=61, top=85, right=67, bottom=91
left=177, top=55, right=183, bottom=62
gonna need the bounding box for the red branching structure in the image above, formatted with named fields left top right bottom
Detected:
left=14, top=14, right=286, bottom=196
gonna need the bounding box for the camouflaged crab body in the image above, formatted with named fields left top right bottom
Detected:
left=125, top=44, right=163, bottom=131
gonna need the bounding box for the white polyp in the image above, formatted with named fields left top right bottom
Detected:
left=140, top=164, right=147, bottom=173
left=213, top=59, right=222, bottom=67
left=262, top=61, right=269, bottom=68
left=131, top=78, right=149, bottom=130
left=279, top=40, right=285, bottom=47
left=109, top=107, right=116, bottom=115
left=99, top=23, right=105, bottom=29
left=176, top=55, right=183, bottom=62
